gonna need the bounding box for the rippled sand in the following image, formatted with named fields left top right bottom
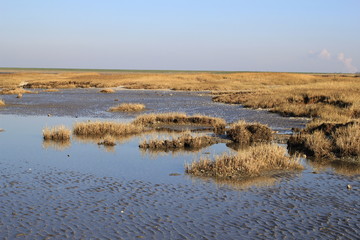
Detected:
left=1, top=159, right=359, bottom=239
left=0, top=89, right=359, bottom=239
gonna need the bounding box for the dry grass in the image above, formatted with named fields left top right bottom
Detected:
left=185, top=144, right=303, bottom=179
left=0, top=87, right=35, bottom=95
left=0, top=99, right=5, bottom=106
left=0, top=71, right=333, bottom=90
left=97, top=135, right=117, bottom=146
left=288, top=122, right=360, bottom=160
left=226, top=121, right=273, bottom=144
left=139, top=132, right=218, bottom=150
left=99, top=88, right=115, bottom=93
left=43, top=125, right=71, bottom=141
left=134, top=112, right=226, bottom=133
left=109, top=103, right=145, bottom=112
left=73, top=121, right=144, bottom=137
left=212, top=79, right=360, bottom=123
left=42, top=89, right=59, bottom=92
left=334, top=123, right=360, bottom=157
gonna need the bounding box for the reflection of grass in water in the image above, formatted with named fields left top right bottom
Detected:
left=308, top=160, right=360, bottom=176
left=42, top=140, right=71, bottom=150
left=188, top=174, right=279, bottom=190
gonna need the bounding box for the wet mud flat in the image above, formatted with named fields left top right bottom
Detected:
left=1, top=89, right=360, bottom=239
left=1, top=160, right=359, bottom=239
left=0, top=88, right=307, bottom=133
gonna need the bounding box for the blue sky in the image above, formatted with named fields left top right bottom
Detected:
left=1, top=0, right=359, bottom=72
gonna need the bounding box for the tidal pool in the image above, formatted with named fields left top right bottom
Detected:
left=0, top=89, right=359, bottom=239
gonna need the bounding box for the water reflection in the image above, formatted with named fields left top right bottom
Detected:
left=187, top=174, right=279, bottom=190
left=308, top=160, right=360, bottom=176
left=42, top=139, right=71, bottom=150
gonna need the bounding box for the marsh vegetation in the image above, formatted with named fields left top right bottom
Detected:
left=185, top=144, right=303, bottom=179
left=108, top=103, right=145, bottom=112
left=43, top=125, right=71, bottom=141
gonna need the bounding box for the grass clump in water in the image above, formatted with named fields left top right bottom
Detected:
left=99, top=88, right=115, bottom=93
left=288, top=122, right=360, bottom=160
left=0, top=99, right=5, bottom=106
left=73, top=121, right=144, bottom=137
left=227, top=121, right=273, bottom=144
left=186, top=144, right=303, bottom=179
left=139, top=132, right=218, bottom=150
left=97, top=135, right=116, bottom=146
left=134, top=112, right=226, bottom=133
left=43, top=125, right=71, bottom=141
left=109, top=103, right=145, bottom=112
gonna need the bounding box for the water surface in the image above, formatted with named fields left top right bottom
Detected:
left=0, top=89, right=359, bottom=239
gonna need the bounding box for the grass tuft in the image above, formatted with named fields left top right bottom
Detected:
left=73, top=121, right=144, bottom=137
left=288, top=122, right=360, bottom=160
left=186, top=144, right=303, bottom=179
left=134, top=112, right=226, bottom=133
left=109, top=103, right=145, bottom=112
left=43, top=125, right=71, bottom=141
left=99, top=88, right=115, bottom=93
left=0, top=99, right=5, bottom=106
left=139, top=132, right=218, bottom=150
left=97, top=135, right=117, bottom=146
left=226, top=121, right=273, bottom=144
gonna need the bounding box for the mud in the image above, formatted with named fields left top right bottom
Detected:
left=0, top=88, right=307, bottom=133
left=0, top=90, right=359, bottom=239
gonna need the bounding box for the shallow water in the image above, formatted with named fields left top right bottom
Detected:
left=1, top=88, right=307, bottom=133
left=0, top=90, right=359, bottom=239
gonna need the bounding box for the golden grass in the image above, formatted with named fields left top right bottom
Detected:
left=99, top=88, right=115, bottom=93
left=334, top=123, right=360, bottom=157
left=73, top=121, right=144, bottom=137
left=213, top=80, right=360, bottom=123
left=0, top=99, right=5, bottom=106
left=185, top=144, right=303, bottom=179
left=226, top=121, right=273, bottom=144
left=139, top=132, right=218, bottom=150
left=134, top=112, right=226, bottom=133
left=0, top=87, right=35, bottom=95
left=2, top=70, right=357, bottom=92
left=42, top=89, right=59, bottom=92
left=109, top=103, right=145, bottom=112
left=43, top=125, right=71, bottom=141
left=97, top=135, right=116, bottom=146
left=288, top=122, right=360, bottom=160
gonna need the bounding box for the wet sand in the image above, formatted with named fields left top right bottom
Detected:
left=0, top=89, right=359, bottom=239
left=1, top=160, right=359, bottom=239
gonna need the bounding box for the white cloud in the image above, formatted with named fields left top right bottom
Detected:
left=338, top=52, right=358, bottom=73
left=308, top=48, right=331, bottom=60
left=319, top=49, right=331, bottom=60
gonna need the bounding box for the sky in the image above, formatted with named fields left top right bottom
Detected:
left=0, top=0, right=359, bottom=72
